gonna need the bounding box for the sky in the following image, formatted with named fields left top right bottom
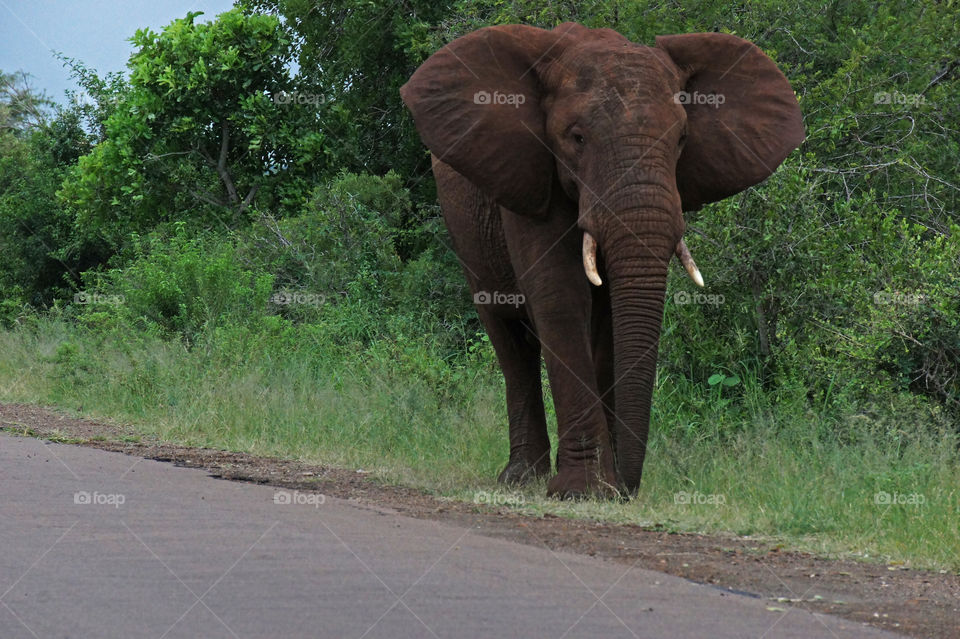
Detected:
left=1, top=0, right=237, bottom=104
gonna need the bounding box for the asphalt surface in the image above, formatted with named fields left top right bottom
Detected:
left=1, top=433, right=899, bottom=638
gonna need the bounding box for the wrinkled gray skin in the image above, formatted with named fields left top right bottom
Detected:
left=401, top=22, right=804, bottom=498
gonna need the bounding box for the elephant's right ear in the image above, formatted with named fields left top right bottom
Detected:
left=401, top=25, right=569, bottom=217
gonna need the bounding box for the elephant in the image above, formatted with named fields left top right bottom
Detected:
left=400, top=22, right=803, bottom=499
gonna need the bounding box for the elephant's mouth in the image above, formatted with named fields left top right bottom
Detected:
left=581, top=232, right=704, bottom=288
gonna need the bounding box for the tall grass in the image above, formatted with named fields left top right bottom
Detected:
left=1, top=318, right=957, bottom=570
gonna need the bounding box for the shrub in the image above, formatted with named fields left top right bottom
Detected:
left=78, top=223, right=274, bottom=342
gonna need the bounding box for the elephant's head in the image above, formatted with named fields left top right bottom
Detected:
left=401, top=23, right=803, bottom=493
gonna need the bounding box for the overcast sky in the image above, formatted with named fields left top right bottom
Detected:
left=1, top=0, right=237, bottom=104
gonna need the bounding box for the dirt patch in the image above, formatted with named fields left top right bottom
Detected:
left=2, top=402, right=957, bottom=638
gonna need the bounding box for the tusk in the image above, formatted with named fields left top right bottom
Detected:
left=582, top=232, right=603, bottom=286
left=675, top=239, right=704, bottom=287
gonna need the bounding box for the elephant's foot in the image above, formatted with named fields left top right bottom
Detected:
left=497, top=456, right=550, bottom=486
left=546, top=464, right=620, bottom=500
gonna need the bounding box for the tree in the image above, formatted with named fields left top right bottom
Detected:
left=0, top=106, right=95, bottom=314
left=0, top=71, right=53, bottom=135
left=59, top=9, right=328, bottom=249
left=238, top=0, right=456, bottom=201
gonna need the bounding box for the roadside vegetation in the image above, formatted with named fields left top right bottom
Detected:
left=1, top=1, right=957, bottom=569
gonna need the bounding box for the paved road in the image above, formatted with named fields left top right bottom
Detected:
left=1, top=433, right=897, bottom=638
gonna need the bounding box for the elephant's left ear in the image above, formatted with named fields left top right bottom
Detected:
left=656, top=33, right=804, bottom=211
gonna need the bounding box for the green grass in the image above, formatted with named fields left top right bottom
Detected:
left=1, top=317, right=957, bottom=571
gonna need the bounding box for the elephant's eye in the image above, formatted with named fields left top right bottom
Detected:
left=573, top=133, right=585, bottom=146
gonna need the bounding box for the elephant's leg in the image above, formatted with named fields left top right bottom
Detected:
left=536, top=302, right=618, bottom=498
left=479, top=310, right=551, bottom=484
left=501, top=210, right=617, bottom=499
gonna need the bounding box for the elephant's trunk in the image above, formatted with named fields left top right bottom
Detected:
left=602, top=226, right=674, bottom=494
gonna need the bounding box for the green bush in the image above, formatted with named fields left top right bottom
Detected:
left=77, top=224, right=274, bottom=341
left=240, top=171, right=475, bottom=352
